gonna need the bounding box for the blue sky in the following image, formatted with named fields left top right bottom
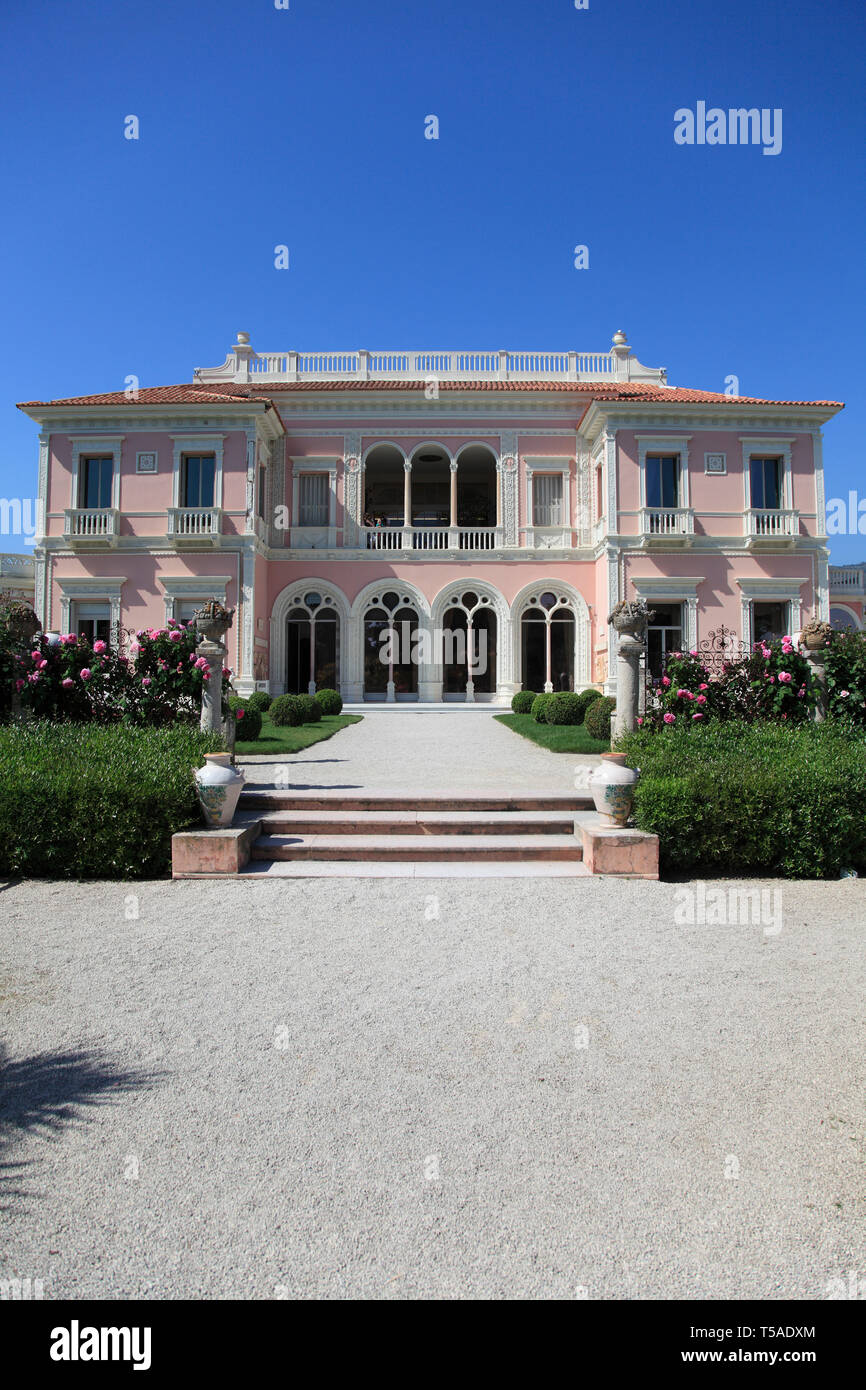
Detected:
left=1, top=0, right=864, bottom=556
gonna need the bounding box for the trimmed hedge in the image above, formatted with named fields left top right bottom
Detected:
left=245, top=691, right=272, bottom=713
left=543, top=692, right=585, bottom=726
left=0, top=722, right=225, bottom=879
left=295, top=694, right=322, bottom=723
left=618, top=720, right=866, bottom=879
left=584, top=695, right=615, bottom=742
left=270, top=694, right=303, bottom=727
left=315, top=688, right=343, bottom=716
left=574, top=688, right=603, bottom=723
left=530, top=693, right=555, bottom=723
left=512, top=691, right=537, bottom=714
left=232, top=704, right=261, bottom=741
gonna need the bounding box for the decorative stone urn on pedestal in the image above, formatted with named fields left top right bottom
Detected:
left=608, top=599, right=654, bottom=744
left=590, top=752, right=640, bottom=826
left=193, top=598, right=235, bottom=735
left=1, top=601, right=41, bottom=645
left=194, top=753, right=245, bottom=827
left=799, top=618, right=833, bottom=722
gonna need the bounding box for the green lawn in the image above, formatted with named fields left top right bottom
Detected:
left=494, top=712, right=610, bottom=754
left=235, top=712, right=362, bottom=756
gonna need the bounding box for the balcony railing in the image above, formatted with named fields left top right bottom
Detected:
left=167, top=507, right=222, bottom=544
left=360, top=526, right=502, bottom=552
left=745, top=508, right=799, bottom=543
left=829, top=565, right=866, bottom=592
left=63, top=508, right=119, bottom=546
left=639, top=507, right=694, bottom=544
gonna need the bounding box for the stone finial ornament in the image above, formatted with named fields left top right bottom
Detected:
left=608, top=598, right=655, bottom=635
left=193, top=598, right=234, bottom=644
left=800, top=618, right=833, bottom=650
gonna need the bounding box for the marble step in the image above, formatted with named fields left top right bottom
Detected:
left=255, top=809, right=577, bottom=836
left=251, top=833, right=584, bottom=863
left=240, top=789, right=593, bottom=813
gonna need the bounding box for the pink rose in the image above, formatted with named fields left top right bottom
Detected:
left=698, top=683, right=708, bottom=691
left=15, top=679, right=25, bottom=691
left=689, top=649, right=698, bottom=657
left=37, top=659, right=48, bottom=669
left=141, top=677, right=152, bottom=687
left=636, top=716, right=643, bottom=726
left=661, top=676, right=671, bottom=687
left=27, top=671, right=41, bottom=683
left=235, top=709, right=244, bottom=719
left=778, top=671, right=792, bottom=683
left=663, top=712, right=675, bottom=724
left=30, top=650, right=41, bottom=660
left=840, top=690, right=850, bottom=698
left=79, top=668, right=92, bottom=681
left=61, top=677, right=74, bottom=689
left=62, top=634, right=77, bottom=646
left=168, top=630, right=182, bottom=642
left=696, top=694, right=707, bottom=705
left=676, top=689, right=693, bottom=700
left=93, top=639, right=107, bottom=654
left=692, top=712, right=703, bottom=720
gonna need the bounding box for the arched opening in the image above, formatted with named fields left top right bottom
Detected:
left=441, top=589, right=497, bottom=700
left=363, top=444, right=406, bottom=549
left=286, top=591, right=339, bottom=693
left=520, top=591, right=576, bottom=692
left=362, top=589, right=420, bottom=700
left=454, top=445, right=497, bottom=538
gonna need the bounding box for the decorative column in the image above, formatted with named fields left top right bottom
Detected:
left=402, top=460, right=413, bottom=550
left=800, top=619, right=832, bottom=722
left=449, top=462, right=459, bottom=548
left=465, top=619, right=475, bottom=703
left=194, top=599, right=234, bottom=736
left=609, top=600, right=653, bottom=744
left=544, top=619, right=553, bottom=693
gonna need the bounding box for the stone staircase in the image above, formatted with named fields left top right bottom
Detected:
left=236, top=789, right=593, bottom=877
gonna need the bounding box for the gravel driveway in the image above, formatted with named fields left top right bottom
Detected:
left=1, top=873, right=864, bottom=1299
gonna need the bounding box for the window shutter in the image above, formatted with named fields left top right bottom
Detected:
left=532, top=474, right=563, bottom=526
left=299, top=473, right=329, bottom=526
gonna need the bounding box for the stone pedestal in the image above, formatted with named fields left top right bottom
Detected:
left=613, top=631, right=644, bottom=742
left=804, top=649, right=827, bottom=722
left=198, top=640, right=226, bottom=734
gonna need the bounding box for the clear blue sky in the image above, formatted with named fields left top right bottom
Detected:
left=1, top=0, right=864, bottom=556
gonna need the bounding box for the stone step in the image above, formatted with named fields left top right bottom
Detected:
left=255, top=809, right=577, bottom=836
left=251, top=833, right=584, bottom=863
left=239, top=860, right=592, bottom=879
left=240, top=789, right=593, bottom=813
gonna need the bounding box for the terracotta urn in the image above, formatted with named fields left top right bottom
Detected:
left=590, top=752, right=640, bottom=827
left=194, top=752, right=245, bottom=827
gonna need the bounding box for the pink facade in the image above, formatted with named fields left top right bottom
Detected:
left=18, top=331, right=844, bottom=699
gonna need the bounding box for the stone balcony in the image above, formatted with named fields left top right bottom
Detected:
left=63, top=508, right=119, bottom=548
left=167, top=507, right=223, bottom=547
left=744, top=508, right=800, bottom=549
left=638, top=507, right=695, bottom=548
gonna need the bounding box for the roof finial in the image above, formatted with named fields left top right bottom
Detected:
left=612, top=329, right=628, bottom=347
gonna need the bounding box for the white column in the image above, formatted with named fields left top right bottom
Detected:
left=402, top=461, right=413, bottom=550
left=544, top=619, right=553, bottom=692
left=449, top=462, right=459, bottom=546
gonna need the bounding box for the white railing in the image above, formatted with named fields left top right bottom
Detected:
left=412, top=527, right=449, bottom=551
left=640, top=507, right=694, bottom=539
left=458, top=527, right=499, bottom=550
left=195, top=335, right=668, bottom=386
left=359, top=525, right=501, bottom=551
left=746, top=508, right=799, bottom=540
left=362, top=526, right=404, bottom=551
left=829, top=566, right=865, bottom=591
left=167, top=507, right=222, bottom=540
left=63, top=508, right=119, bottom=542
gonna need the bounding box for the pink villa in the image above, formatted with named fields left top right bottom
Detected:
left=17, top=329, right=844, bottom=702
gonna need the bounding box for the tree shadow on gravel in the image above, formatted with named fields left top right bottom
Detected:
left=0, top=1045, right=161, bottom=1209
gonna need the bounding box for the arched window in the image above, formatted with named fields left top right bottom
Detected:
left=442, top=590, right=497, bottom=698
left=520, top=591, right=576, bottom=692
left=362, top=589, right=420, bottom=699
left=286, top=591, right=339, bottom=693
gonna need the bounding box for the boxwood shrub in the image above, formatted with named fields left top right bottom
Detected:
left=315, top=688, right=343, bottom=715
left=530, top=693, right=555, bottom=723
left=231, top=703, right=262, bottom=741
left=575, top=688, right=603, bottom=723
left=295, top=693, right=322, bottom=723
left=245, top=691, right=272, bottom=713
left=584, top=695, right=616, bottom=742
left=511, top=691, right=536, bottom=714
left=270, top=694, right=302, bottom=727
left=543, top=692, right=585, bottom=725
left=0, top=722, right=225, bottom=880
left=618, top=720, right=866, bottom=879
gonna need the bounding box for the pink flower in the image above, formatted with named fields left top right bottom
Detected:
left=767, top=674, right=776, bottom=683
left=14, top=679, right=25, bottom=691
left=661, top=676, right=671, bottom=687
left=93, top=639, right=107, bottom=654
left=194, top=656, right=209, bottom=671
left=61, top=677, right=74, bottom=689
left=671, top=651, right=682, bottom=659
left=189, top=652, right=197, bottom=662
left=62, top=633, right=77, bottom=646
left=130, top=643, right=140, bottom=655
left=676, top=689, right=693, bottom=700
left=692, top=712, right=703, bottom=720
left=30, top=650, right=41, bottom=660
left=698, top=683, right=708, bottom=691
left=141, top=677, right=151, bottom=687
left=689, top=649, right=698, bottom=657
left=235, top=709, right=244, bottom=719
left=27, top=671, right=41, bottom=683
left=663, top=712, right=675, bottom=724
left=778, top=671, right=792, bottom=684
left=636, top=716, right=643, bottom=726
left=168, top=630, right=182, bottom=642
left=201, top=671, right=210, bottom=682
left=79, top=668, right=92, bottom=681
left=37, top=659, right=48, bottom=669
left=696, top=694, right=707, bottom=705
left=840, top=690, right=850, bottom=698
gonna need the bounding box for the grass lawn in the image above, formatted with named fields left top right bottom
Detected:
left=235, top=712, right=362, bottom=756
left=494, top=713, right=610, bottom=755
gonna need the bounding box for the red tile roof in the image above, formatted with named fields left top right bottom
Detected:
left=17, top=381, right=844, bottom=409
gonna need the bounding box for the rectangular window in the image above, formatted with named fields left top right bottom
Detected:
left=74, top=602, right=111, bottom=647
left=182, top=455, right=216, bottom=508
left=80, top=457, right=113, bottom=509
left=257, top=465, right=267, bottom=520
left=645, top=455, right=679, bottom=509
left=298, top=472, right=329, bottom=527
left=750, top=457, right=782, bottom=510
left=646, top=603, right=684, bottom=680
left=532, top=474, right=563, bottom=527
left=753, top=602, right=788, bottom=643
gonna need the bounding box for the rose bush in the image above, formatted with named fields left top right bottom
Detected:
left=640, top=638, right=815, bottom=731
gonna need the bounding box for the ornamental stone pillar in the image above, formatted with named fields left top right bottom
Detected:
left=194, top=599, right=234, bottom=736
left=800, top=619, right=832, bottom=723
left=609, top=600, right=653, bottom=744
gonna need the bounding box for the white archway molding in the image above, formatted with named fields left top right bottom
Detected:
left=453, top=441, right=498, bottom=464
left=361, top=441, right=410, bottom=467
left=430, top=576, right=512, bottom=700
left=349, top=576, right=434, bottom=700
left=511, top=578, right=592, bottom=689
left=269, top=578, right=352, bottom=695
left=829, top=602, right=862, bottom=631
left=349, top=576, right=433, bottom=621
left=407, top=441, right=456, bottom=466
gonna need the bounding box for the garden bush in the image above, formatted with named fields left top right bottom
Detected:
left=295, top=693, right=322, bottom=723
left=269, top=694, right=303, bottom=727
left=0, top=722, right=225, bottom=879
left=618, top=720, right=866, bottom=879
left=530, top=693, right=555, bottom=723
left=824, top=630, right=866, bottom=724
left=511, top=691, right=536, bottom=714
left=584, top=695, right=615, bottom=741
left=574, top=688, right=603, bottom=723
left=643, top=637, right=814, bottom=730
left=543, top=692, right=585, bottom=725
left=315, top=688, right=343, bottom=715
left=230, top=702, right=262, bottom=741
left=245, top=691, right=272, bottom=713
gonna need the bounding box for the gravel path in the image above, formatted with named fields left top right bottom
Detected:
left=239, top=707, right=599, bottom=790
left=1, top=872, right=864, bottom=1299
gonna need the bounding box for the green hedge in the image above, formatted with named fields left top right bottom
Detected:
left=511, top=691, right=536, bottom=713
left=315, top=688, right=343, bottom=715
left=618, top=720, right=866, bottom=879
left=574, top=688, right=603, bottom=723
left=295, top=694, right=322, bottom=723
left=584, top=695, right=615, bottom=742
left=0, top=722, right=225, bottom=880
left=543, top=692, right=585, bottom=725
left=245, top=691, right=272, bottom=713
left=270, top=694, right=302, bottom=727
left=530, top=693, right=555, bottom=723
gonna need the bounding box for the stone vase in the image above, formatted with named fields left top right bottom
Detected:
left=194, top=752, right=245, bottom=827
left=590, top=752, right=639, bottom=827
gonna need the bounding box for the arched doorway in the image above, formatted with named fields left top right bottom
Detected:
left=286, top=590, right=339, bottom=694
left=362, top=589, right=420, bottom=701
left=520, top=590, right=577, bottom=692
left=441, top=589, right=497, bottom=701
